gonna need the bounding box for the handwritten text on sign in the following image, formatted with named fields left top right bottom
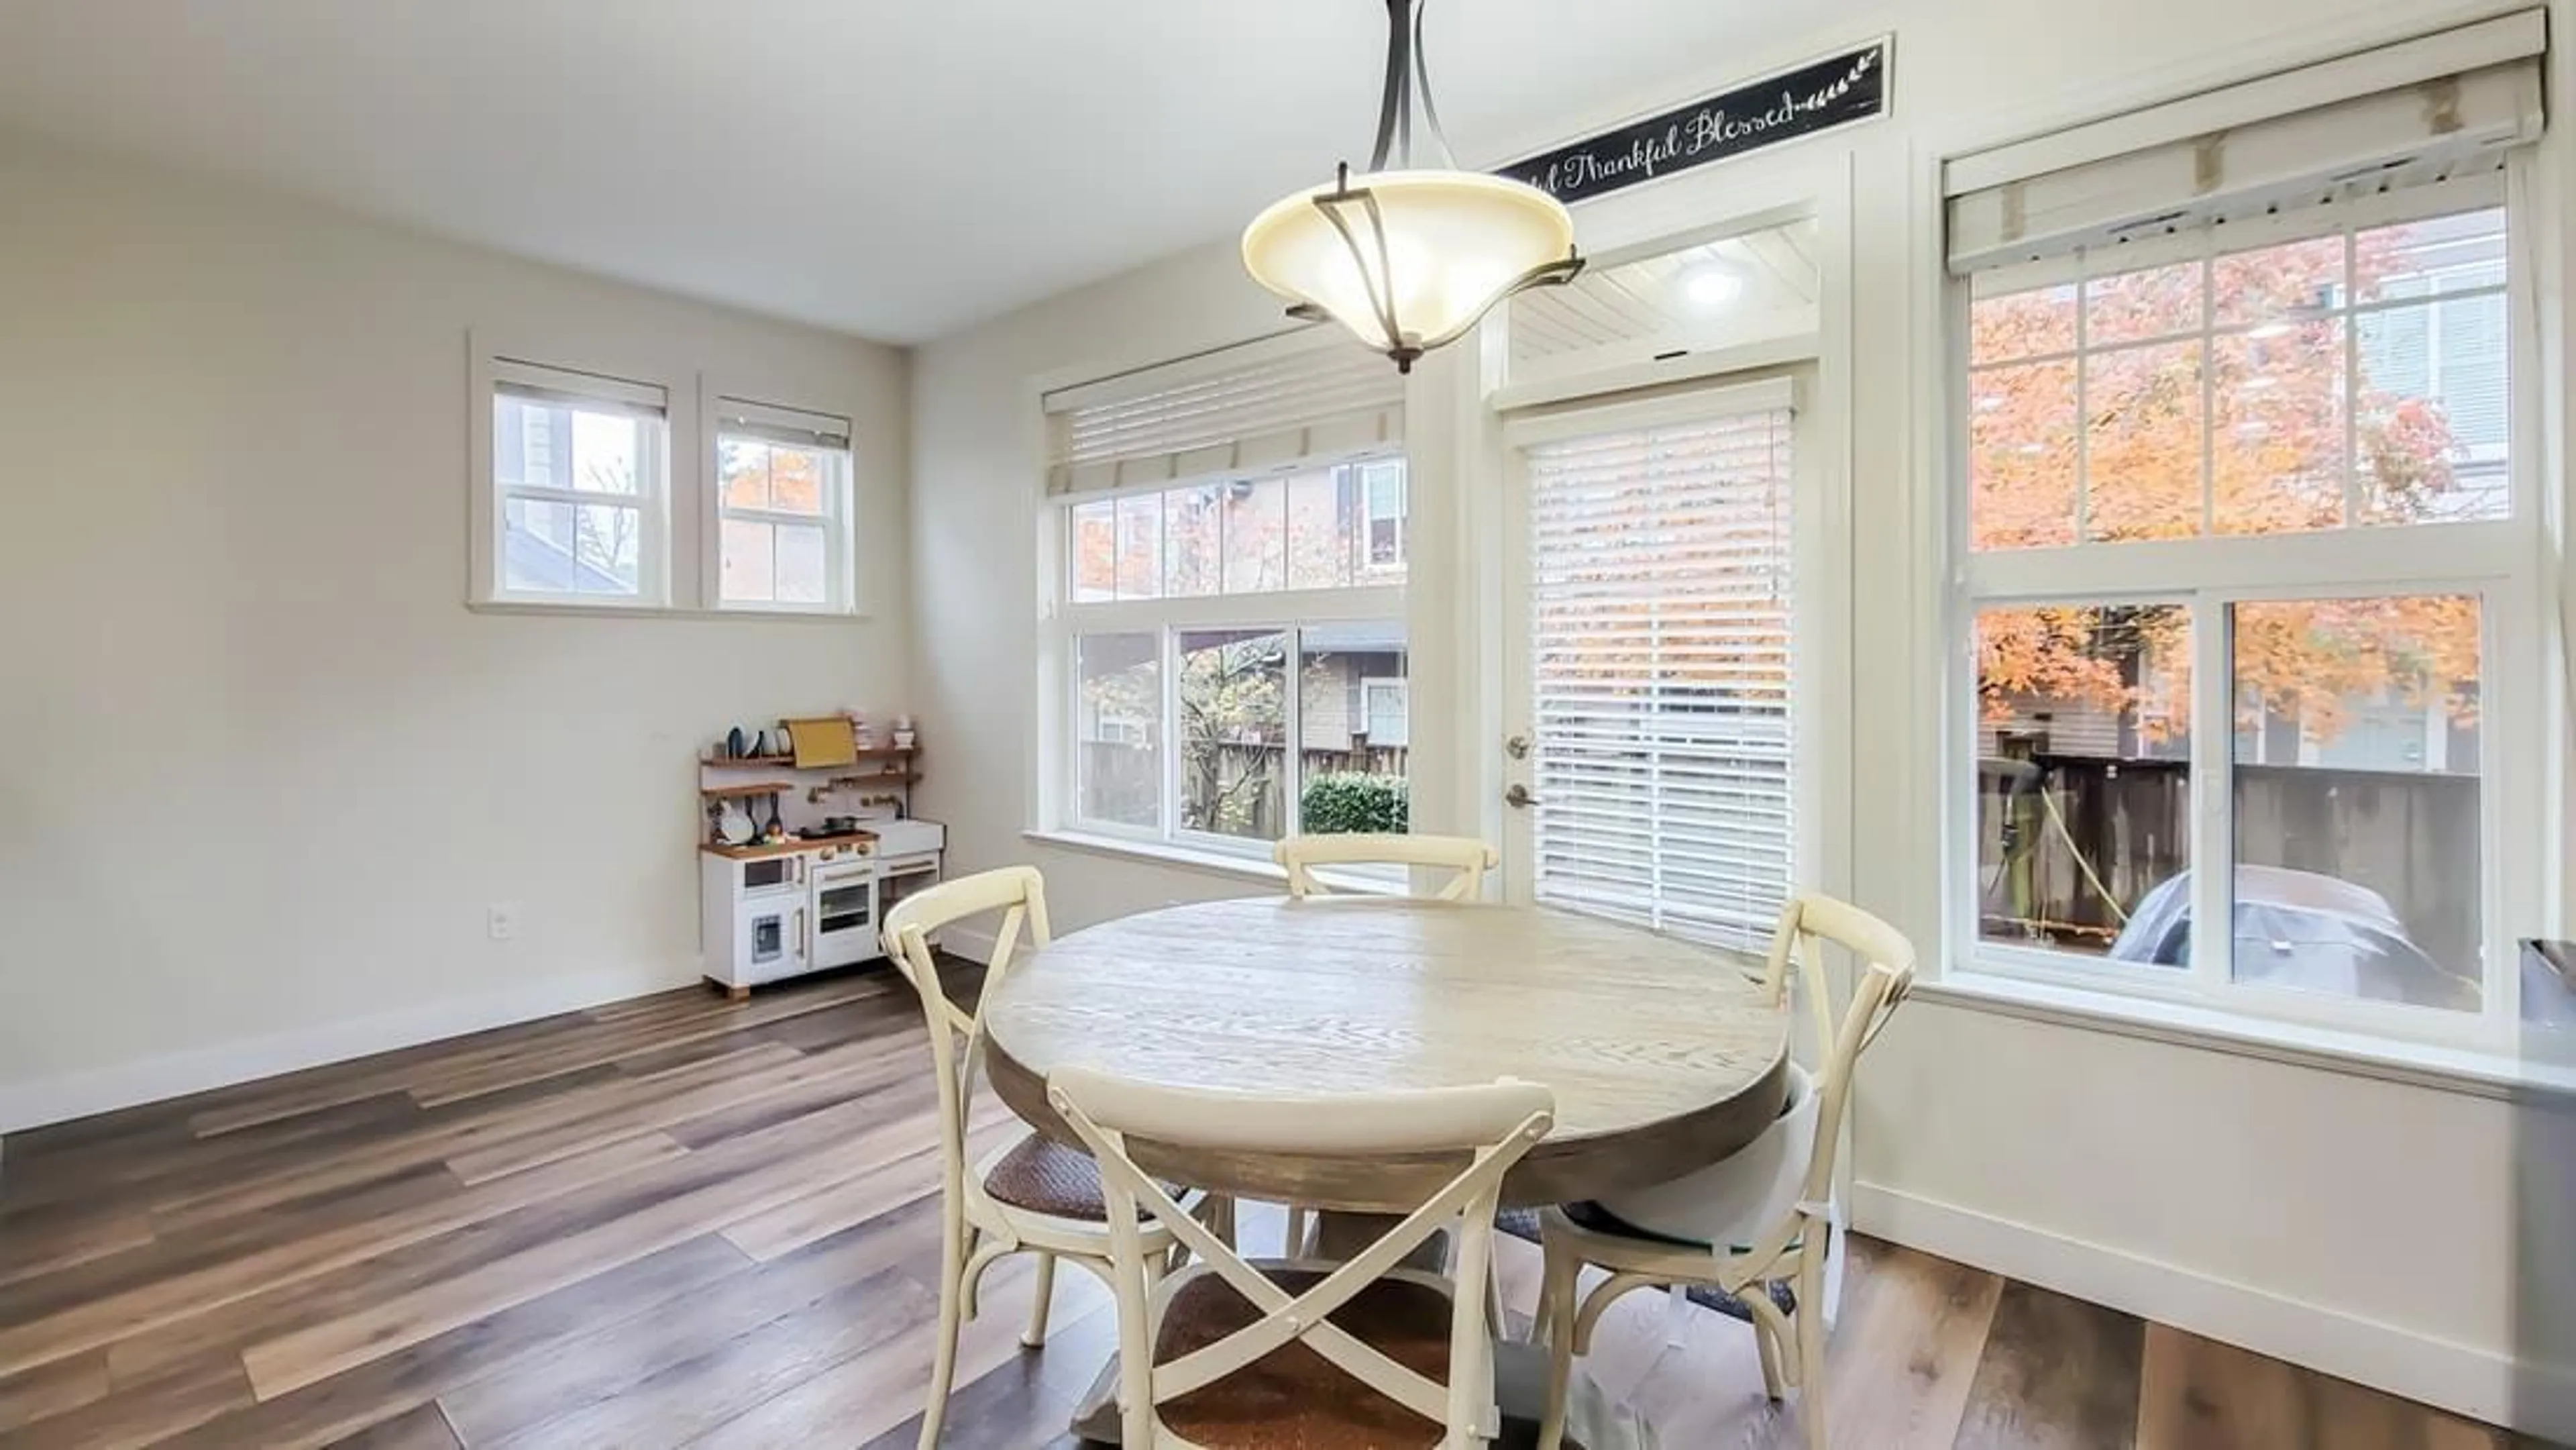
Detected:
left=1499, top=40, right=1890, bottom=205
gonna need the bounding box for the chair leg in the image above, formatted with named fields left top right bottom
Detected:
left=1536, top=1238, right=1581, bottom=1450
left=1752, top=1306, right=1786, bottom=1402
left=919, top=1200, right=968, bottom=1450
left=1021, top=1251, right=1056, bottom=1348
left=1793, top=1255, right=1828, bottom=1450
left=1284, top=1205, right=1310, bottom=1257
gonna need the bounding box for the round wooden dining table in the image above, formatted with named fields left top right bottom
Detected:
left=981, top=894, right=1792, bottom=1213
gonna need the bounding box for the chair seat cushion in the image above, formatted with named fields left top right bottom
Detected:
left=1588, top=1061, right=1817, bottom=1251
left=1154, top=1269, right=1452, bottom=1449
left=981, top=1132, right=1115, bottom=1221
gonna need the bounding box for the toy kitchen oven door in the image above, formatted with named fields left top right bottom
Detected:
left=808, top=854, right=880, bottom=970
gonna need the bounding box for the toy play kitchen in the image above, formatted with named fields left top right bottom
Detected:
left=697, top=713, right=944, bottom=996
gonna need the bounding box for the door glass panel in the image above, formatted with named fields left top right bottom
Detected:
left=1520, top=407, right=1795, bottom=951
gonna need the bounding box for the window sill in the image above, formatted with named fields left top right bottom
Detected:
left=1020, top=829, right=1407, bottom=896
left=466, top=599, right=870, bottom=624
left=1921, top=970, right=2571, bottom=1102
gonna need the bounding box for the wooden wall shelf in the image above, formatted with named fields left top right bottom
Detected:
left=700, top=746, right=917, bottom=768
left=700, top=782, right=793, bottom=800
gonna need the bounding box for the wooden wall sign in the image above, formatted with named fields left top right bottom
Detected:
left=1499, top=39, right=1891, bottom=205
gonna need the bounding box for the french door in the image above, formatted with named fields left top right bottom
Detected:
left=1498, top=374, right=1813, bottom=953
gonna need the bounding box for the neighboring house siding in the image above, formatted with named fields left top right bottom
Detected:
left=1980, top=697, right=2125, bottom=760
left=1302, top=658, right=1356, bottom=751
left=1299, top=650, right=1404, bottom=752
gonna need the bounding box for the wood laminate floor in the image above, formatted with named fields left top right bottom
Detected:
left=0, top=967, right=2522, bottom=1449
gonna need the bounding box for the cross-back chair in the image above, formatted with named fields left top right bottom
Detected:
left=1532, top=892, right=1917, bottom=1450
left=1273, top=831, right=1499, bottom=1259
left=1051, top=1067, right=1554, bottom=1449
left=884, top=867, right=1201, bottom=1449
left=1275, top=833, right=1498, bottom=902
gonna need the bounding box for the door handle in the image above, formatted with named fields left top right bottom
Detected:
left=1504, top=783, right=1541, bottom=809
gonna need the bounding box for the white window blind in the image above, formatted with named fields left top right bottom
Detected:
left=1525, top=387, right=1796, bottom=951
left=490, top=358, right=667, bottom=418
left=1044, top=331, right=1403, bottom=496
left=716, top=397, right=851, bottom=450
left=1944, top=11, right=2544, bottom=274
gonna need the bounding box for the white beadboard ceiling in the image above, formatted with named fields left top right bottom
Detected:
left=0, top=1, right=1869, bottom=343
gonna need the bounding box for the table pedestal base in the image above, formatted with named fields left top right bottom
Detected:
left=1066, top=1330, right=1656, bottom=1447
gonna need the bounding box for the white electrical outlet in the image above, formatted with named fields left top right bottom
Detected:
left=488, top=904, right=519, bottom=941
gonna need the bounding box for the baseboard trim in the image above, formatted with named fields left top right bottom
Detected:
left=1852, top=1182, right=2552, bottom=1435
left=0, top=964, right=694, bottom=1135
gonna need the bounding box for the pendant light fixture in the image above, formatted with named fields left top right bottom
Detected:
left=1242, top=0, right=1583, bottom=374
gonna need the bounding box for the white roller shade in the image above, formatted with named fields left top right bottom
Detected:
left=1945, top=11, right=2546, bottom=274
left=490, top=358, right=666, bottom=418
left=717, top=397, right=851, bottom=450
left=1044, top=330, right=1403, bottom=496
left=1521, top=392, right=1796, bottom=952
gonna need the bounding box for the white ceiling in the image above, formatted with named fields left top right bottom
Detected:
left=0, top=1, right=1864, bottom=344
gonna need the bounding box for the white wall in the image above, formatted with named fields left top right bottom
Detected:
left=911, top=0, right=2568, bottom=1431
left=0, top=136, right=911, bottom=1129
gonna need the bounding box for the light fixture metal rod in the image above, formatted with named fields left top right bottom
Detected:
left=1368, top=0, right=1412, bottom=170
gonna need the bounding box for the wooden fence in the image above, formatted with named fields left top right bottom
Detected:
left=1978, top=755, right=2479, bottom=968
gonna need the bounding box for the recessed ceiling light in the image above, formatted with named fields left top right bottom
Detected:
left=1685, top=268, right=1745, bottom=307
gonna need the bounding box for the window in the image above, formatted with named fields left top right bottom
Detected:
left=1362, top=461, right=1407, bottom=570
left=1045, top=331, right=1410, bottom=856
left=715, top=399, right=855, bottom=613
left=1361, top=677, right=1411, bottom=748
left=1518, top=389, right=1796, bottom=954
left=1062, top=471, right=1409, bottom=851
left=1944, top=16, right=2543, bottom=1047
left=486, top=360, right=668, bottom=605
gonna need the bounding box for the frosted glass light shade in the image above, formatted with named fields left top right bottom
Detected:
left=1242, top=169, right=1578, bottom=370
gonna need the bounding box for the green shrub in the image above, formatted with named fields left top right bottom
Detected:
left=1300, top=772, right=1409, bottom=835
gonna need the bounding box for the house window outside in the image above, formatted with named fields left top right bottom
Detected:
left=1063, top=462, right=1409, bottom=851
left=1957, top=191, right=2530, bottom=1043
left=488, top=362, right=668, bottom=605
left=1363, top=460, right=1407, bottom=571
left=714, top=401, right=855, bottom=613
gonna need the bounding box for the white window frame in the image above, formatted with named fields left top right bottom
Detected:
left=1943, top=177, right=2545, bottom=1055
left=470, top=354, right=673, bottom=610
left=1052, top=465, right=1409, bottom=860
left=1360, top=676, right=1411, bottom=749
left=707, top=397, right=858, bottom=617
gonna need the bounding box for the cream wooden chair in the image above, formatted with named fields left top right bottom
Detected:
left=1275, top=833, right=1498, bottom=902
left=1050, top=1067, right=1554, bottom=1449
left=883, top=868, right=1195, bottom=1450
left=1532, top=894, right=1917, bottom=1450
left=1274, top=831, right=1499, bottom=1259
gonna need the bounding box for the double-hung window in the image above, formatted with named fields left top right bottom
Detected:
left=715, top=399, right=855, bottom=613
left=1046, top=334, right=1410, bottom=853
left=486, top=360, right=669, bottom=605
left=1942, top=13, right=2548, bottom=1047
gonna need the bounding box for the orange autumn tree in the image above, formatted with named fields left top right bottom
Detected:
left=1968, top=228, right=2483, bottom=743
